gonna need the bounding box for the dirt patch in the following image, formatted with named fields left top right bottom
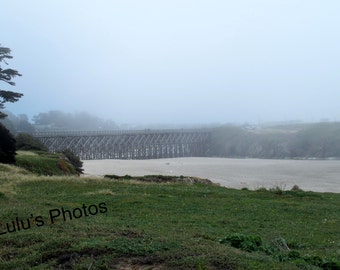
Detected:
left=51, top=251, right=165, bottom=269
left=113, top=229, right=145, bottom=238
left=112, top=257, right=164, bottom=270
left=104, top=174, right=216, bottom=186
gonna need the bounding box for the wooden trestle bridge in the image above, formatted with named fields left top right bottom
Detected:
left=33, top=129, right=212, bottom=160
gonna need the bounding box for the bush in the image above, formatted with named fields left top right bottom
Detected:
left=220, top=233, right=340, bottom=269
left=0, top=122, right=16, bottom=164
left=61, top=149, right=83, bottom=174
left=219, top=233, right=262, bottom=252
left=16, top=133, right=48, bottom=151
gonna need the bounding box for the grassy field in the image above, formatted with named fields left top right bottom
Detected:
left=0, top=155, right=339, bottom=269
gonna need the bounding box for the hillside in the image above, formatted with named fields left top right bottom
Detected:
left=0, top=160, right=339, bottom=269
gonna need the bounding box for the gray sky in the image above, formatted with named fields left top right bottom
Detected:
left=1, top=0, right=340, bottom=125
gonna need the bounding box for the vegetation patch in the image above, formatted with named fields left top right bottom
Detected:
left=0, top=164, right=13, bottom=173
left=220, top=233, right=340, bottom=269
left=60, top=149, right=83, bottom=174
left=15, top=151, right=78, bottom=176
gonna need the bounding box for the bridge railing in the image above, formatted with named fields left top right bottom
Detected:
left=32, top=128, right=212, bottom=137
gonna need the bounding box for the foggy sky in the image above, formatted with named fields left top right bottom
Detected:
left=1, top=0, right=340, bottom=125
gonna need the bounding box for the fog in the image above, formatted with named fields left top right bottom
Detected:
left=1, top=1, right=340, bottom=126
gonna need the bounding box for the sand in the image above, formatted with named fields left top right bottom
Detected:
left=82, top=157, right=340, bottom=193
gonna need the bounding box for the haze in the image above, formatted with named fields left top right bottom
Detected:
left=1, top=0, right=340, bottom=126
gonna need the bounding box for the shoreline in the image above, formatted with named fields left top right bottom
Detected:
left=82, top=157, right=340, bottom=193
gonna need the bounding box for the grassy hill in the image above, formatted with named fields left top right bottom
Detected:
left=0, top=155, right=339, bottom=269
left=14, top=150, right=79, bottom=176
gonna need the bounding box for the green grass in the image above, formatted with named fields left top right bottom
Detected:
left=0, top=165, right=339, bottom=269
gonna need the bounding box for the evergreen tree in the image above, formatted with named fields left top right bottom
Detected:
left=0, top=45, right=23, bottom=119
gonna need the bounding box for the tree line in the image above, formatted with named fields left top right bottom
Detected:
left=209, top=123, right=340, bottom=159
left=1, top=110, right=119, bottom=135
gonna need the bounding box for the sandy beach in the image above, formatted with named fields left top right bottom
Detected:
left=82, top=157, right=340, bottom=193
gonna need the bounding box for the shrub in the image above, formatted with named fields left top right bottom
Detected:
left=219, top=233, right=262, bottom=252
left=220, top=233, right=340, bottom=269
left=269, top=184, right=286, bottom=195
left=57, top=159, right=72, bottom=174
left=61, top=149, right=83, bottom=174
left=16, top=133, right=48, bottom=151
left=291, top=185, right=303, bottom=191
left=0, top=122, right=16, bottom=164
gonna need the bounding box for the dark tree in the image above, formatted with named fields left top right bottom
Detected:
left=0, top=122, right=16, bottom=164
left=0, top=45, right=23, bottom=119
